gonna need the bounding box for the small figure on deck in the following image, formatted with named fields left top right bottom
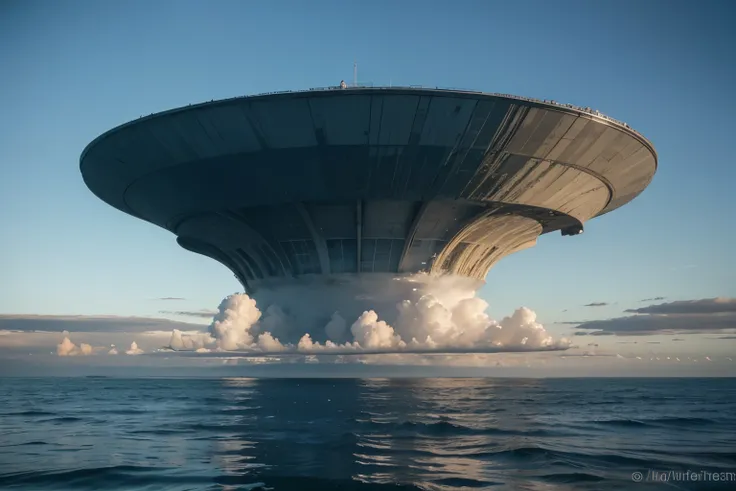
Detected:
left=340, top=80, right=347, bottom=89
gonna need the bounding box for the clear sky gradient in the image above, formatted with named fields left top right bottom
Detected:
left=1, top=0, right=734, bottom=374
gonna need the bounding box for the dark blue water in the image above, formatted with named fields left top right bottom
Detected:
left=1, top=378, right=734, bottom=490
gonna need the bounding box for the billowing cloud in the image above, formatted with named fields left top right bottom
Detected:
left=55, top=335, right=147, bottom=357
left=168, top=329, right=213, bottom=350
left=350, top=311, right=405, bottom=349
left=125, top=342, right=144, bottom=355
left=165, top=273, right=570, bottom=356
left=56, top=336, right=93, bottom=356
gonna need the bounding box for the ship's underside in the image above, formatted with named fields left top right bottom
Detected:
left=80, top=88, right=657, bottom=291
left=175, top=198, right=570, bottom=291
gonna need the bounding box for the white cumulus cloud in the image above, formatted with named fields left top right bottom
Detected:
left=125, top=341, right=144, bottom=355
left=56, top=336, right=94, bottom=356
left=164, top=273, right=570, bottom=358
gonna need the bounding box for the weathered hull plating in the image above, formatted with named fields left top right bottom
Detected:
left=80, top=88, right=657, bottom=291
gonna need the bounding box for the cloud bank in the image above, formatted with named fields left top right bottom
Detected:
left=159, top=310, right=219, bottom=319
left=169, top=273, right=570, bottom=356
left=625, top=298, right=736, bottom=315
left=575, top=298, right=736, bottom=335
left=0, top=314, right=204, bottom=333
left=55, top=335, right=145, bottom=357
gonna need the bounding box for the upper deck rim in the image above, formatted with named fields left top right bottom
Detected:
left=79, top=86, right=657, bottom=171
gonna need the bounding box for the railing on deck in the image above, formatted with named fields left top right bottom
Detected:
left=211, top=84, right=645, bottom=141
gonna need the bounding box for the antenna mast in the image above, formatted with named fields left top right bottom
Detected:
left=353, top=61, right=357, bottom=87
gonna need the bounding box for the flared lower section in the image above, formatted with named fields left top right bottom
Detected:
left=176, top=199, right=573, bottom=291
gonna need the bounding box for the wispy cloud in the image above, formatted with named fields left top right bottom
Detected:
left=625, top=298, right=736, bottom=315
left=640, top=296, right=666, bottom=302
left=574, top=298, right=736, bottom=336
left=159, top=310, right=218, bottom=319
left=155, top=297, right=186, bottom=301
left=575, top=315, right=736, bottom=336
left=0, top=314, right=205, bottom=333
left=583, top=302, right=608, bottom=307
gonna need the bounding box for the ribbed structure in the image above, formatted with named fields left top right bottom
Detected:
left=81, top=88, right=656, bottom=290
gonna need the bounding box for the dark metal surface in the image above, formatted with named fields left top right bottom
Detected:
left=80, top=88, right=657, bottom=288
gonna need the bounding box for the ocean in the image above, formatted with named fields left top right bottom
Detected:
left=0, top=377, right=734, bottom=490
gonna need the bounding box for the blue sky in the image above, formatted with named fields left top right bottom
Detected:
left=1, top=0, right=734, bottom=374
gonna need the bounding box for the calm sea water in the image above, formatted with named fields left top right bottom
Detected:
left=0, top=377, right=734, bottom=490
